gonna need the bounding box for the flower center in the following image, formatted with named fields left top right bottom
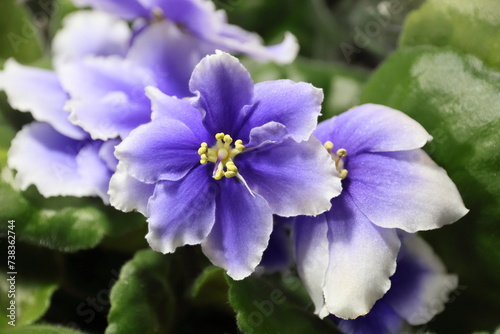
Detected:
left=324, top=141, right=348, bottom=179
left=198, top=133, right=245, bottom=180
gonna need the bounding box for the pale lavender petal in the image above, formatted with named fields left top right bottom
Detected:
left=76, top=141, right=114, bottom=203
left=52, top=10, right=131, bottom=64
left=237, top=136, right=341, bottom=217
left=0, top=59, right=86, bottom=140
left=313, top=104, right=432, bottom=154
left=385, top=235, right=458, bottom=325
left=246, top=122, right=288, bottom=148
left=216, top=28, right=299, bottom=64
left=238, top=80, right=323, bottom=142
left=115, top=118, right=203, bottom=183
left=201, top=178, right=273, bottom=280
left=146, top=86, right=210, bottom=139
left=108, top=162, right=155, bottom=216
left=189, top=51, right=254, bottom=135
left=128, top=21, right=215, bottom=98
left=72, top=0, right=149, bottom=20
left=7, top=123, right=95, bottom=197
left=59, top=57, right=155, bottom=140
left=66, top=91, right=150, bottom=140
left=348, top=150, right=469, bottom=232
left=146, top=165, right=217, bottom=253
left=98, top=139, right=120, bottom=172
left=294, top=214, right=329, bottom=317
left=323, top=194, right=400, bottom=319
left=337, top=300, right=404, bottom=334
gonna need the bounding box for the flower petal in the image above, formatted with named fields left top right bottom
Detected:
left=313, top=104, right=432, bottom=154
left=7, top=123, right=95, bottom=197
left=348, top=150, right=469, bottom=232
left=0, top=59, right=86, bottom=140
left=201, top=178, right=273, bottom=280
left=385, top=235, right=458, bottom=325
left=217, top=27, right=299, bottom=64
left=108, top=162, right=155, bottom=216
left=76, top=141, right=114, bottom=203
left=238, top=80, right=323, bottom=143
left=52, top=10, right=131, bottom=64
left=259, top=216, right=292, bottom=273
left=115, top=118, right=202, bottom=183
left=323, top=194, right=400, bottom=319
left=72, top=0, right=149, bottom=20
left=146, top=165, right=217, bottom=253
left=189, top=51, right=254, bottom=135
left=336, top=300, right=404, bottom=334
left=237, top=136, right=341, bottom=217
left=294, top=214, right=329, bottom=317
left=128, top=20, right=214, bottom=98
left=59, top=57, right=155, bottom=140
left=146, top=86, right=210, bottom=139
left=66, top=91, right=151, bottom=140
left=98, top=139, right=120, bottom=171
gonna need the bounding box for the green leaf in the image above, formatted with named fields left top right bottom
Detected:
left=400, top=0, right=500, bottom=70
left=190, top=266, right=231, bottom=312
left=227, top=273, right=341, bottom=334
left=2, top=324, right=88, bottom=334
left=106, top=250, right=176, bottom=334
left=360, top=46, right=500, bottom=332
left=0, top=0, right=43, bottom=64
left=0, top=244, right=59, bottom=329
left=244, top=57, right=368, bottom=119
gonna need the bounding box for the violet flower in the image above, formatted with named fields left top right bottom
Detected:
left=72, top=0, right=298, bottom=64
left=111, top=51, right=341, bottom=279
left=294, top=104, right=468, bottom=319
left=0, top=11, right=132, bottom=202
left=335, top=234, right=458, bottom=334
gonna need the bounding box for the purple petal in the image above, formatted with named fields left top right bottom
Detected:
left=189, top=51, right=254, bottom=135
left=294, top=214, right=329, bottom=317
left=76, top=141, right=114, bottom=203
left=108, top=162, right=155, bottom=216
left=385, top=235, right=458, bottom=325
left=347, top=150, right=469, bottom=232
left=201, top=178, right=273, bottom=280
left=337, top=300, right=404, bottom=334
left=72, top=0, right=149, bottom=20
left=323, top=194, right=400, bottom=319
left=115, top=118, right=203, bottom=183
left=141, top=0, right=222, bottom=37
left=216, top=26, right=299, bottom=64
left=128, top=21, right=215, bottom=98
left=7, top=123, right=97, bottom=197
left=237, top=136, right=341, bottom=217
left=59, top=57, right=155, bottom=140
left=238, top=80, right=323, bottom=143
left=313, top=104, right=432, bottom=154
left=146, top=165, right=217, bottom=253
left=0, top=60, right=86, bottom=140
left=146, top=87, right=210, bottom=139
left=52, top=10, right=131, bottom=64
left=259, top=217, right=292, bottom=273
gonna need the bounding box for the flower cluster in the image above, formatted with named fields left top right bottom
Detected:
left=0, top=0, right=468, bottom=332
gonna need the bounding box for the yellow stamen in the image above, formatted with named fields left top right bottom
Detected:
left=324, top=141, right=349, bottom=180
left=198, top=133, right=245, bottom=180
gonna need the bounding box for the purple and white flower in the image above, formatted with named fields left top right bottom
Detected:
left=111, top=51, right=341, bottom=279
left=335, top=234, right=458, bottom=334
left=72, top=0, right=298, bottom=64
left=294, top=104, right=468, bottom=319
